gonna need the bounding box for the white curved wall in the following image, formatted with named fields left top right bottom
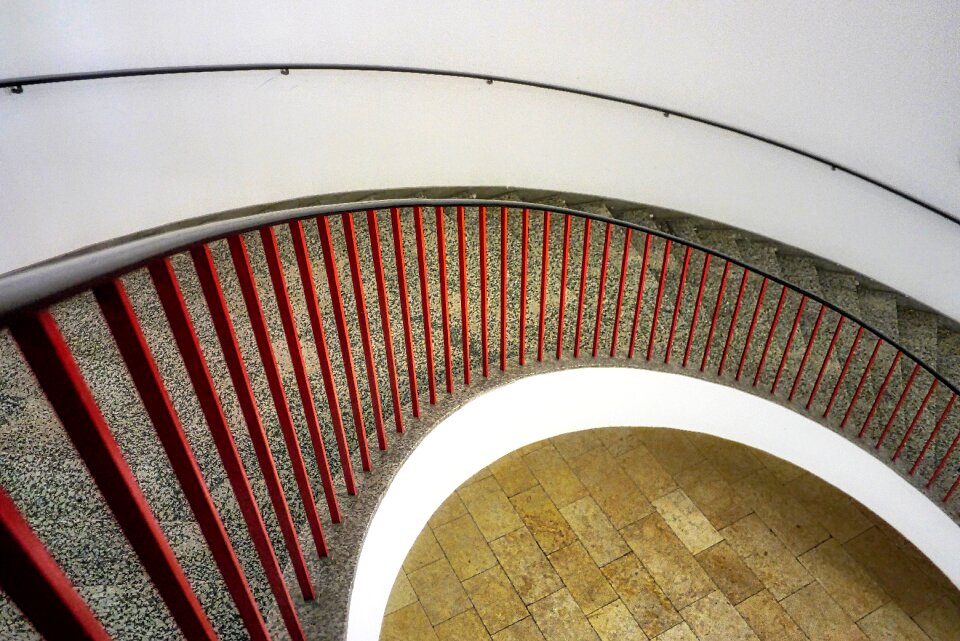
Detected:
left=350, top=368, right=960, bottom=640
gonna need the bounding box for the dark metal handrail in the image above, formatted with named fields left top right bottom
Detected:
left=2, top=63, right=955, bottom=226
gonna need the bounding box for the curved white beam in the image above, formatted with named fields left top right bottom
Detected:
left=350, top=368, right=960, bottom=640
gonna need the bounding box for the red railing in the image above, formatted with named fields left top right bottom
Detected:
left=1, top=199, right=958, bottom=639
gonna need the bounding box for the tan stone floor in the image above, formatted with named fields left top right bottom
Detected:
left=380, top=427, right=960, bottom=641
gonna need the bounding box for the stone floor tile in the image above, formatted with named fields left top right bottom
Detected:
left=462, top=466, right=494, bottom=488
left=551, top=430, right=603, bottom=462
left=594, top=426, right=634, bottom=451
left=518, top=439, right=551, bottom=456
left=589, top=599, right=649, bottom=641
left=653, top=488, right=723, bottom=554
left=458, top=476, right=524, bottom=541
left=786, top=473, right=872, bottom=543
left=694, top=541, right=763, bottom=605
left=523, top=445, right=589, bottom=507
left=751, top=448, right=805, bottom=484
left=681, top=590, right=759, bottom=641
left=736, top=590, right=807, bottom=641
left=721, top=514, right=814, bottom=600
left=798, top=539, right=887, bottom=621
left=638, top=428, right=705, bottom=476
left=528, top=588, right=601, bottom=641
left=380, top=602, right=439, bottom=641
left=569, top=446, right=623, bottom=487
left=403, top=527, right=445, bottom=574
left=857, top=602, right=932, bottom=641
left=436, top=609, right=492, bottom=641
left=433, top=514, right=497, bottom=581
left=548, top=541, right=618, bottom=614
left=463, top=566, right=529, bottom=634
left=914, top=597, right=960, bottom=641
left=559, top=496, right=629, bottom=566
left=617, top=444, right=677, bottom=501
left=490, top=456, right=539, bottom=497
left=675, top=460, right=752, bottom=530
left=781, top=583, right=868, bottom=641
left=654, top=622, right=699, bottom=641
left=429, top=492, right=468, bottom=529
left=697, top=437, right=766, bottom=483
left=384, top=570, right=418, bottom=616
left=569, top=447, right=652, bottom=528
left=407, top=558, right=472, bottom=626
left=490, top=526, right=563, bottom=605
left=621, top=513, right=716, bottom=609
left=734, top=471, right=829, bottom=555
left=602, top=553, right=682, bottom=638
left=492, top=617, right=545, bottom=641
left=510, top=485, right=577, bottom=554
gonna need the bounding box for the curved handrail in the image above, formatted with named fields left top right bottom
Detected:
left=1, top=63, right=956, bottom=226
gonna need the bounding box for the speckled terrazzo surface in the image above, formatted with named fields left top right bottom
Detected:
left=1, top=187, right=959, bottom=640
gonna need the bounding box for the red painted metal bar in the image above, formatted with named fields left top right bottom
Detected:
left=0, top=486, right=112, bottom=641
left=945, top=473, right=960, bottom=503
left=789, top=304, right=826, bottom=402
left=893, top=379, right=939, bottom=462
left=718, top=270, right=749, bottom=376
left=912, top=393, right=957, bottom=476
left=190, top=247, right=323, bottom=580
left=479, top=205, right=490, bottom=376
left=592, top=223, right=613, bottom=358
left=839, top=338, right=883, bottom=429
left=390, top=208, right=422, bottom=413
left=875, top=363, right=921, bottom=449
left=752, top=285, right=787, bottom=386
left=683, top=253, right=711, bottom=368
left=538, top=211, right=551, bottom=362
left=665, top=245, right=691, bottom=363
left=772, top=295, right=807, bottom=394
left=412, top=206, right=438, bottom=401
left=929, top=417, right=960, bottom=488
left=435, top=206, right=454, bottom=392
left=367, top=210, right=405, bottom=432
left=266, top=226, right=351, bottom=509
left=519, top=208, right=529, bottom=366
left=610, top=229, right=632, bottom=358
left=806, top=316, right=845, bottom=410
left=457, top=206, right=471, bottom=384
left=627, top=234, right=652, bottom=359
left=9, top=311, right=217, bottom=641
left=700, top=259, right=729, bottom=371
left=556, top=215, right=572, bottom=360
left=823, top=326, right=864, bottom=418
left=574, top=218, right=592, bottom=358
left=735, top=276, right=768, bottom=381
left=317, top=216, right=374, bottom=468
left=342, top=214, right=388, bottom=450
left=149, top=258, right=306, bottom=641
left=97, top=272, right=294, bottom=632
left=646, top=239, right=673, bottom=361
left=500, top=206, right=509, bottom=371
left=858, top=351, right=903, bottom=439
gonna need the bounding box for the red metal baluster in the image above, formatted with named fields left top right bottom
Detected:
left=945, top=472, right=960, bottom=503
left=752, top=286, right=788, bottom=386
left=610, top=229, right=632, bottom=358
left=736, top=276, right=768, bottom=381
left=342, top=214, right=388, bottom=450
left=538, top=211, right=551, bottom=362
left=665, top=245, right=691, bottom=363
left=479, top=205, right=490, bottom=376
left=823, top=326, right=865, bottom=418
left=858, top=352, right=903, bottom=439
left=317, top=217, right=373, bottom=468
left=789, top=304, right=826, bottom=401
left=683, top=253, right=711, bottom=367
left=875, top=363, right=921, bottom=449
left=0, top=487, right=113, bottom=641
left=592, top=223, right=613, bottom=358
left=436, top=206, right=454, bottom=392
left=519, top=208, right=529, bottom=366
left=912, top=393, right=957, bottom=476
left=149, top=258, right=306, bottom=641
left=412, top=206, right=438, bottom=401
left=840, top=338, right=883, bottom=429
left=628, top=234, right=652, bottom=359
left=556, top=215, right=572, bottom=359
left=893, top=379, right=939, bottom=461
left=391, top=207, right=422, bottom=412
left=367, top=210, right=405, bottom=432
left=700, top=259, right=729, bottom=371
left=500, top=206, right=509, bottom=371
left=647, top=239, right=673, bottom=361
left=267, top=226, right=350, bottom=509
left=718, top=270, right=749, bottom=376
left=928, top=417, right=960, bottom=488
left=806, top=316, right=845, bottom=410
left=772, top=295, right=807, bottom=394
left=574, top=218, right=592, bottom=358
left=457, top=206, right=471, bottom=384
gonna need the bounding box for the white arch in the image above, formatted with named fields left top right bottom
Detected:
left=349, top=367, right=960, bottom=640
